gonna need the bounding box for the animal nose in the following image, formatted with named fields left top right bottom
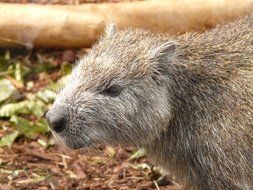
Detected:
left=46, top=105, right=67, bottom=133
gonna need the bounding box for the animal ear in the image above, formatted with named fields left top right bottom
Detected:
left=105, top=23, right=117, bottom=37
left=150, top=41, right=176, bottom=74
left=153, top=41, right=176, bottom=61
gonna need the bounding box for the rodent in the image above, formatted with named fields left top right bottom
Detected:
left=46, top=13, right=253, bottom=190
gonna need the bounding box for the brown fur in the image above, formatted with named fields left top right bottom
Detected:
left=49, top=14, right=253, bottom=189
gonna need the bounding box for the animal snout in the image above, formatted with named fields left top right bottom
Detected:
left=46, top=105, right=68, bottom=133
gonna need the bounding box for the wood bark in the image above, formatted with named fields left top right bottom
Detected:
left=0, top=0, right=253, bottom=48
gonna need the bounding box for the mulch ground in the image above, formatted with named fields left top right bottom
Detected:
left=0, top=139, right=180, bottom=190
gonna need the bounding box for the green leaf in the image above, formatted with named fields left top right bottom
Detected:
left=16, top=173, right=47, bottom=184
left=36, top=89, right=56, bottom=103
left=4, top=50, right=10, bottom=60
left=26, top=81, right=34, bottom=91
left=37, top=139, right=47, bottom=147
left=0, top=100, right=30, bottom=117
left=0, top=54, right=9, bottom=72
left=32, top=173, right=47, bottom=183
left=0, top=78, right=16, bottom=103
left=36, top=118, right=50, bottom=134
left=10, top=116, right=49, bottom=139
left=0, top=168, right=24, bottom=176
left=0, top=131, right=19, bottom=147
left=47, top=75, right=70, bottom=92
left=60, top=63, right=72, bottom=76
left=37, top=137, right=54, bottom=148
left=0, top=95, right=49, bottom=117
left=105, top=146, right=116, bottom=158
left=35, top=54, right=56, bottom=73
left=0, top=168, right=13, bottom=174
left=14, top=62, right=22, bottom=83
left=26, top=98, right=45, bottom=117
left=130, top=149, right=146, bottom=160
left=13, top=62, right=31, bottom=84
left=10, top=115, right=35, bottom=139
left=128, top=163, right=152, bottom=175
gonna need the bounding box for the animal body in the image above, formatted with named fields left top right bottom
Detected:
left=46, top=14, right=253, bottom=189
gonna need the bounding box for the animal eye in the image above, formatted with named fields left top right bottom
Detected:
left=101, top=85, right=122, bottom=97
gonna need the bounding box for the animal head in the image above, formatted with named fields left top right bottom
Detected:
left=46, top=24, right=176, bottom=149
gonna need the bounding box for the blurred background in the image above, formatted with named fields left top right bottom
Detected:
left=0, top=0, right=252, bottom=189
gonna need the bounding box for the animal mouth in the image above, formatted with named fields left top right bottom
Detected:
left=51, top=130, right=94, bottom=150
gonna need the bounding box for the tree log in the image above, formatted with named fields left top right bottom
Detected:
left=0, top=0, right=253, bottom=48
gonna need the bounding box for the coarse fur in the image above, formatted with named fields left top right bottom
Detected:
left=49, top=14, right=253, bottom=189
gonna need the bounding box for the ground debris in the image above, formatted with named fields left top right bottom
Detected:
left=0, top=140, right=179, bottom=190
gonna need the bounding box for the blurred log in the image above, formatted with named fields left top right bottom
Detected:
left=0, top=0, right=253, bottom=48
